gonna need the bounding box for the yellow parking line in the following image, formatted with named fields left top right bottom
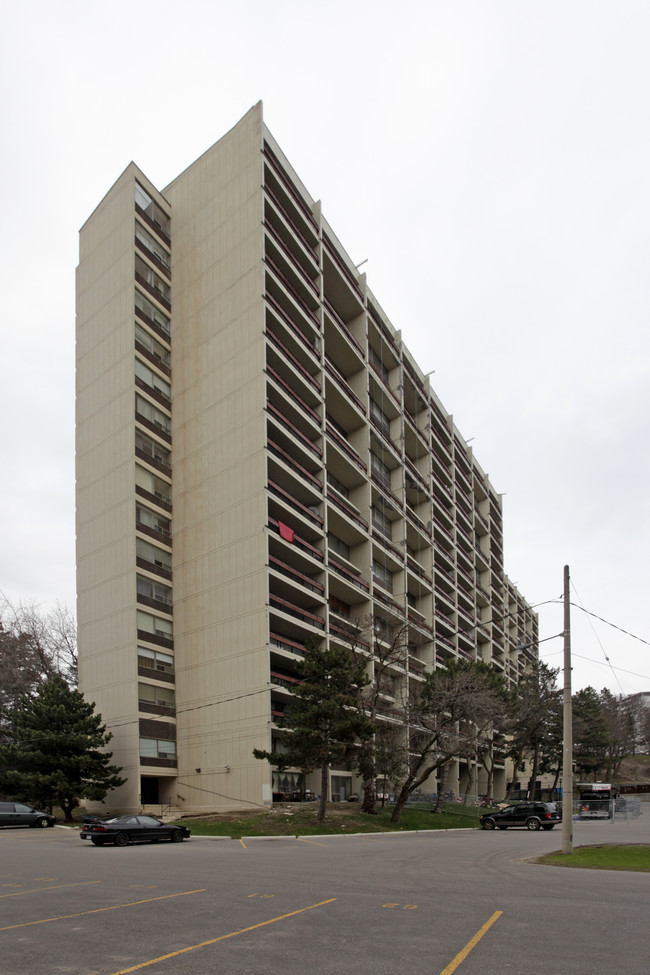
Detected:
left=297, top=838, right=330, bottom=847
left=0, top=880, right=101, bottom=899
left=439, top=911, right=503, bottom=975
left=105, top=898, right=338, bottom=974
left=239, top=838, right=247, bottom=849
left=0, top=889, right=207, bottom=931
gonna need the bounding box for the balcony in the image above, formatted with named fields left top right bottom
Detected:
left=265, top=289, right=320, bottom=363
left=324, top=358, right=366, bottom=416
left=270, top=632, right=308, bottom=657
left=328, top=556, right=370, bottom=593
left=325, top=422, right=367, bottom=474
left=327, top=488, right=368, bottom=533
left=266, top=326, right=321, bottom=394
left=269, top=555, right=324, bottom=596
left=267, top=438, right=323, bottom=493
left=264, top=180, right=319, bottom=262
left=264, top=219, right=320, bottom=298
left=267, top=402, right=322, bottom=461
left=268, top=516, right=324, bottom=561
left=263, top=142, right=319, bottom=235
left=270, top=595, right=326, bottom=630
left=267, top=364, right=321, bottom=426
left=324, top=299, right=365, bottom=360
left=268, top=483, right=323, bottom=533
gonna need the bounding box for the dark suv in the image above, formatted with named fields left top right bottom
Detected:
left=0, top=802, right=56, bottom=828
left=480, top=802, right=561, bottom=831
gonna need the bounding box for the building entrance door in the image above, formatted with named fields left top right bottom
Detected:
left=141, top=777, right=159, bottom=804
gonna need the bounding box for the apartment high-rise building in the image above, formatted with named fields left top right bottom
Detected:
left=76, top=103, right=538, bottom=815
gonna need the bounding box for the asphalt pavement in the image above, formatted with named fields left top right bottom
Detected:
left=0, top=812, right=648, bottom=975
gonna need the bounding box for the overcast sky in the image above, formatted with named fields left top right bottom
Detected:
left=1, top=1, right=648, bottom=696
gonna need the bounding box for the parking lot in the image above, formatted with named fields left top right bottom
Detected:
left=1, top=814, right=648, bottom=975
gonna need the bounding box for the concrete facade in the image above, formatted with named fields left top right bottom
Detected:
left=76, top=103, right=538, bottom=816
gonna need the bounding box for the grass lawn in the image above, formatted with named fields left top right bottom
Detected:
left=175, top=801, right=480, bottom=838
left=536, top=845, right=650, bottom=872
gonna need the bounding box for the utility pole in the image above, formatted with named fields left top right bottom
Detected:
left=561, top=564, right=573, bottom=854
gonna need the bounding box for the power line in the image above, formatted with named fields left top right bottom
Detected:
left=570, top=602, right=650, bottom=648
left=570, top=582, right=624, bottom=694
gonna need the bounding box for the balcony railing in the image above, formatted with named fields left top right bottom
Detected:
left=322, top=232, right=364, bottom=300
left=325, top=423, right=367, bottom=473
left=327, top=490, right=369, bottom=532
left=267, top=438, right=323, bottom=491
left=264, top=182, right=319, bottom=258
left=324, top=299, right=365, bottom=358
left=266, top=326, right=321, bottom=392
left=267, top=364, right=320, bottom=424
left=270, top=632, right=307, bottom=656
left=265, top=290, right=320, bottom=357
left=270, top=595, right=325, bottom=630
left=268, top=484, right=322, bottom=535
left=268, top=514, right=324, bottom=560
left=324, top=358, right=366, bottom=415
left=267, top=402, right=322, bottom=459
left=263, top=142, right=319, bottom=231
left=328, top=556, right=370, bottom=592
left=269, top=555, right=324, bottom=595
left=265, top=255, right=320, bottom=326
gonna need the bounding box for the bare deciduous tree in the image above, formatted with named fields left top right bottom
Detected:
left=0, top=594, right=77, bottom=736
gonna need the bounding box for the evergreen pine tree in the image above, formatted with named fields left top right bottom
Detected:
left=0, top=675, right=125, bottom=821
left=254, top=642, right=373, bottom=823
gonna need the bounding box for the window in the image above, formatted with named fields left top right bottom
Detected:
left=135, top=324, right=170, bottom=368
left=139, top=737, right=176, bottom=760
left=136, top=466, right=171, bottom=503
left=328, top=532, right=350, bottom=561
left=135, top=358, right=171, bottom=401
left=137, top=610, right=173, bottom=638
left=135, top=183, right=171, bottom=236
left=329, top=595, right=351, bottom=618
left=372, top=560, right=393, bottom=591
left=138, top=683, right=175, bottom=707
left=135, top=254, right=171, bottom=302
left=135, top=290, right=170, bottom=336
left=136, top=394, right=171, bottom=435
left=136, top=538, right=171, bottom=570
left=137, top=647, right=174, bottom=673
left=369, top=398, right=391, bottom=437
left=135, top=430, right=171, bottom=468
left=370, top=451, right=391, bottom=483
left=137, top=575, right=172, bottom=606
left=371, top=505, right=391, bottom=536
left=135, top=223, right=171, bottom=271
left=369, top=346, right=389, bottom=383
left=327, top=472, right=349, bottom=498
left=136, top=504, right=171, bottom=537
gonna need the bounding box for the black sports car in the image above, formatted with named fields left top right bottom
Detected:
left=80, top=814, right=190, bottom=846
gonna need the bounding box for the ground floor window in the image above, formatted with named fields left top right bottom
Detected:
left=272, top=771, right=305, bottom=795
left=331, top=775, right=353, bottom=801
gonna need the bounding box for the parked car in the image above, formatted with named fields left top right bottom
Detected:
left=80, top=814, right=190, bottom=847
left=0, top=802, right=56, bottom=828
left=480, top=801, right=561, bottom=831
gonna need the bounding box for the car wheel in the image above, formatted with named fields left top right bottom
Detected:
left=91, top=837, right=105, bottom=846
left=170, top=829, right=184, bottom=843
left=541, top=824, right=555, bottom=830
left=114, top=832, right=130, bottom=847
left=35, top=817, right=50, bottom=828
left=481, top=819, right=495, bottom=830
left=526, top=818, right=541, bottom=831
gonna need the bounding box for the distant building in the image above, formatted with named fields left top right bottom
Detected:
left=76, top=103, right=538, bottom=815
